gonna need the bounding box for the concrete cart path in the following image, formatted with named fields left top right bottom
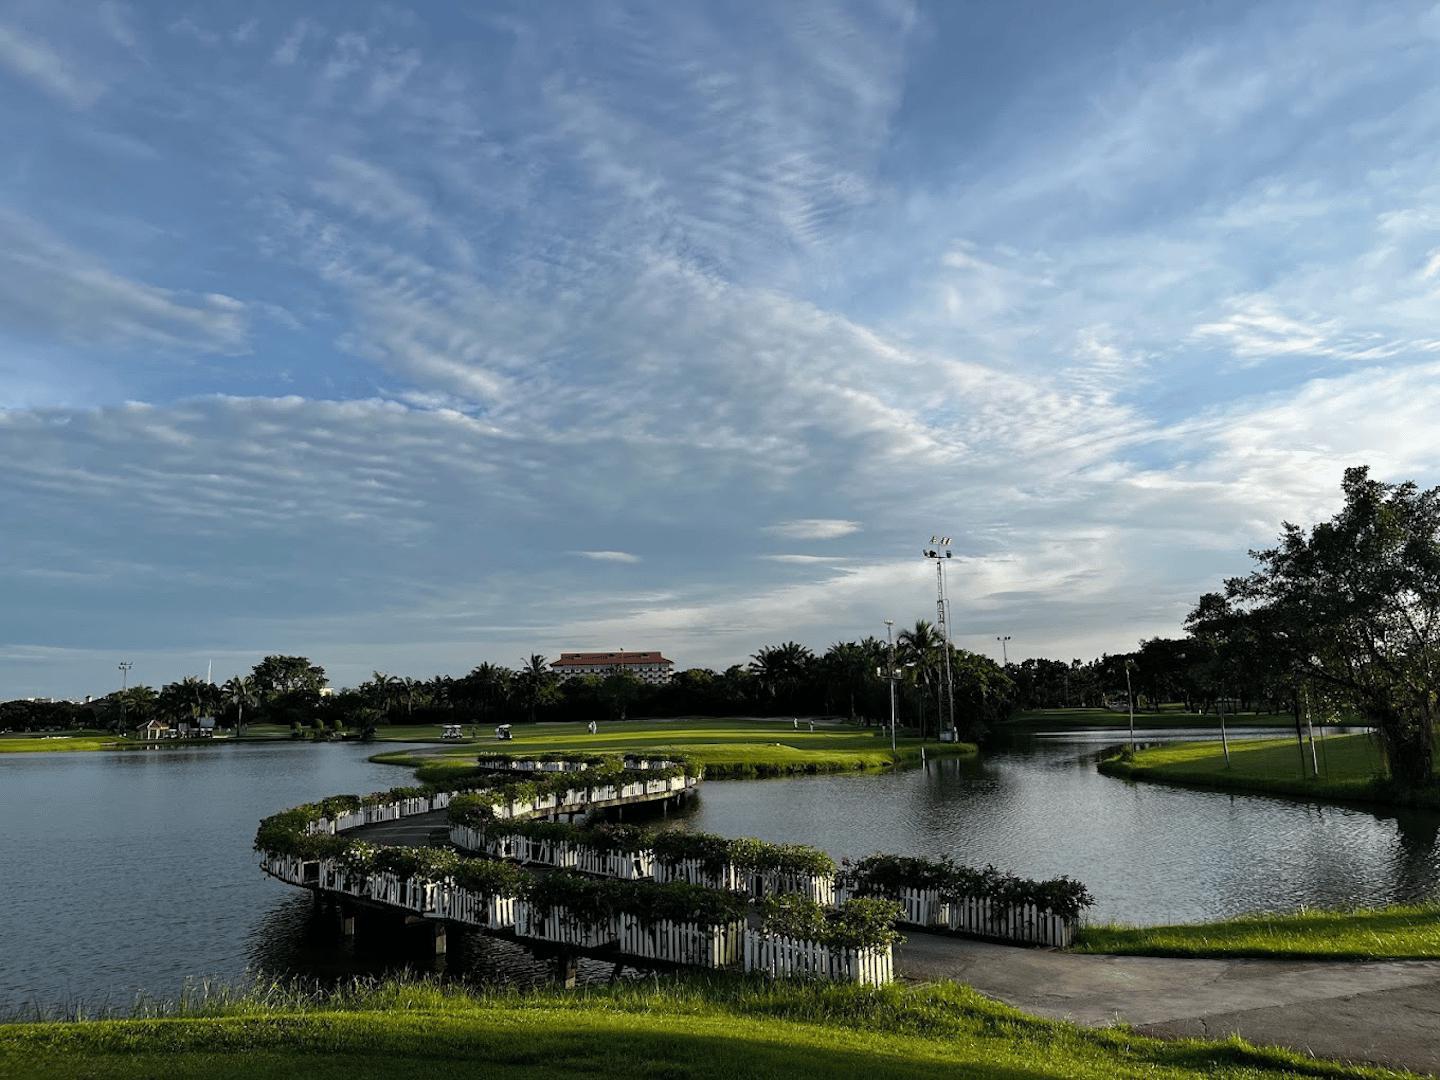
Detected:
left=896, top=934, right=1440, bottom=1076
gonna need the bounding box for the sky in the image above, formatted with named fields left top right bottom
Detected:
left=4, top=1, right=1440, bottom=698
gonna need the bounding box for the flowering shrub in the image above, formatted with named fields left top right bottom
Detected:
left=652, top=832, right=834, bottom=877
left=759, top=894, right=902, bottom=949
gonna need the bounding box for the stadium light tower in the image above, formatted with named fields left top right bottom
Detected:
left=996, top=635, right=1011, bottom=665
left=117, top=661, right=133, bottom=733
left=922, top=536, right=956, bottom=739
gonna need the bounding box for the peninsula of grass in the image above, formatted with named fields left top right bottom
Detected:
left=1097, top=733, right=1440, bottom=810
left=1006, top=707, right=1346, bottom=731
left=1075, top=902, right=1440, bottom=961
left=0, top=976, right=1412, bottom=1080
left=370, top=717, right=976, bottom=781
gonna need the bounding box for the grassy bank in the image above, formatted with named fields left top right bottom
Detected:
left=370, top=717, right=976, bottom=781
left=1007, top=707, right=1342, bottom=731
left=1097, top=733, right=1440, bottom=809
left=1076, top=903, right=1440, bottom=960
left=0, top=729, right=128, bottom=753
left=0, top=976, right=1410, bottom=1080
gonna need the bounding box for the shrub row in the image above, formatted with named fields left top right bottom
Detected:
left=759, top=894, right=904, bottom=949
left=491, top=818, right=653, bottom=855
left=839, top=853, right=1095, bottom=919
left=650, top=831, right=836, bottom=878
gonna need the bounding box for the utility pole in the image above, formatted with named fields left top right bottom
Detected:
left=884, top=620, right=898, bottom=752
left=1124, top=659, right=1136, bottom=755
left=995, top=635, right=1011, bottom=666
left=117, top=661, right=133, bottom=733
left=923, top=537, right=956, bottom=739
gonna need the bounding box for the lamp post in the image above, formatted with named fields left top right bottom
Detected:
left=1124, top=659, right=1136, bottom=754
left=995, top=635, right=1011, bottom=665
left=884, top=619, right=897, bottom=752
left=922, top=536, right=956, bottom=739
left=117, top=661, right=133, bottom=734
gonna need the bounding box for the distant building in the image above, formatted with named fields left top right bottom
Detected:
left=549, top=651, right=675, bottom=685
left=137, top=719, right=174, bottom=741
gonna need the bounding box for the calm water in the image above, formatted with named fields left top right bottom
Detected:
left=3, top=730, right=1438, bottom=1013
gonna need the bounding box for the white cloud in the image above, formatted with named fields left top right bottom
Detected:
left=0, top=24, right=103, bottom=106
left=575, top=550, right=641, bottom=564
left=0, top=213, right=248, bottom=353
left=766, top=519, right=861, bottom=540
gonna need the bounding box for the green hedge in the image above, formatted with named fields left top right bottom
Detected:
left=651, top=832, right=835, bottom=877
left=759, top=894, right=903, bottom=949
left=839, top=854, right=1094, bottom=920
left=522, top=872, right=748, bottom=929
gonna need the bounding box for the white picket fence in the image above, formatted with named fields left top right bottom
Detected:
left=836, top=884, right=943, bottom=927
left=514, top=901, right=619, bottom=949
left=431, top=883, right=517, bottom=930
left=576, top=846, right=653, bottom=880
left=940, top=897, right=1076, bottom=947
left=654, top=857, right=743, bottom=890
left=742, top=932, right=893, bottom=986
left=617, top=915, right=743, bottom=968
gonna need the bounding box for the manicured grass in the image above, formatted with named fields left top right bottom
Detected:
left=0, top=976, right=1411, bottom=1079
left=1076, top=903, right=1440, bottom=961
left=1097, top=733, right=1440, bottom=809
left=0, top=729, right=127, bottom=753
left=369, top=717, right=975, bottom=780
left=1006, top=707, right=1341, bottom=731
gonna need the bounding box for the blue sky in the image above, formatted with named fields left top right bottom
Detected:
left=4, top=1, right=1440, bottom=697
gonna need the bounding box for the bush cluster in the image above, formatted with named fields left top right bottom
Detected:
left=651, top=832, right=835, bottom=878
left=523, top=872, right=749, bottom=929
left=840, top=853, right=1094, bottom=919
left=759, top=894, right=903, bottom=949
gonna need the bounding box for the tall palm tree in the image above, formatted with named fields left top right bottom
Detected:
left=748, top=642, right=816, bottom=713
left=898, top=620, right=941, bottom=737
left=367, top=671, right=397, bottom=719
left=221, top=675, right=255, bottom=734
left=516, top=654, right=555, bottom=724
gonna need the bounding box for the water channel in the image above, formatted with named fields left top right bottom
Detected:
left=4, top=728, right=1437, bottom=1014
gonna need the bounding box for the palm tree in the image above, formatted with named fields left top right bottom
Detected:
left=367, top=671, right=397, bottom=719
left=221, top=676, right=255, bottom=734
left=824, top=641, right=870, bottom=720
left=516, top=654, right=556, bottom=724
left=898, top=620, right=941, bottom=737
left=748, top=642, right=816, bottom=714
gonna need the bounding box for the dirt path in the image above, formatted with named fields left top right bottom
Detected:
left=896, top=934, right=1440, bottom=1076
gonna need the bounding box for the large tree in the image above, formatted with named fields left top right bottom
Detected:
left=1227, top=466, right=1440, bottom=789
left=249, top=656, right=327, bottom=698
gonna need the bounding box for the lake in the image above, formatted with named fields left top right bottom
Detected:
left=3, top=729, right=1437, bottom=1014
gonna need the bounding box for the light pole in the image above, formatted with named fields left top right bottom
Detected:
left=995, top=635, right=1011, bottom=666
left=922, top=536, right=956, bottom=739
left=1124, top=659, right=1136, bottom=754
left=884, top=620, right=897, bottom=752
left=117, top=661, right=133, bottom=733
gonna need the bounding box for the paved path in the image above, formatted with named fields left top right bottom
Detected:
left=896, top=934, right=1440, bottom=1076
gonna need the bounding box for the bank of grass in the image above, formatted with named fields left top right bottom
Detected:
left=370, top=717, right=975, bottom=781
left=1007, top=707, right=1341, bottom=731
left=0, top=976, right=1413, bottom=1080
left=0, top=729, right=128, bottom=753
left=1076, top=903, right=1440, bottom=961
left=1097, top=733, right=1440, bottom=810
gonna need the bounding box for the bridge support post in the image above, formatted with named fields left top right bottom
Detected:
left=553, top=952, right=578, bottom=989
left=340, top=904, right=356, bottom=939
left=433, top=922, right=447, bottom=956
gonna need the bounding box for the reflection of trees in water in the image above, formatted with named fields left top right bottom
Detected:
left=245, top=894, right=637, bottom=990
left=1383, top=810, right=1440, bottom=901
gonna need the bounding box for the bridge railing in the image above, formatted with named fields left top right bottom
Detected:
left=742, top=933, right=893, bottom=987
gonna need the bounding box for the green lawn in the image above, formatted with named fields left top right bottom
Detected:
left=1097, top=733, right=1440, bottom=809
left=369, top=717, right=975, bottom=780
left=0, top=977, right=1410, bottom=1080
left=1076, top=903, right=1440, bottom=961
left=0, top=729, right=128, bottom=753
left=1007, top=707, right=1340, bottom=731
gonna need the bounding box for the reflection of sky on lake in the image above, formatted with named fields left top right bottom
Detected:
left=4, top=731, right=1436, bottom=1014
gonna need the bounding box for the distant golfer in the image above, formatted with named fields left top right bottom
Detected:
left=792, top=717, right=799, bottom=730
left=808, top=720, right=815, bottom=732
left=588, top=720, right=597, bottom=735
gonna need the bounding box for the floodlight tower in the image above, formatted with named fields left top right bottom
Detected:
left=117, top=660, right=133, bottom=733
left=996, top=635, right=1011, bottom=665
left=922, top=536, right=956, bottom=738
